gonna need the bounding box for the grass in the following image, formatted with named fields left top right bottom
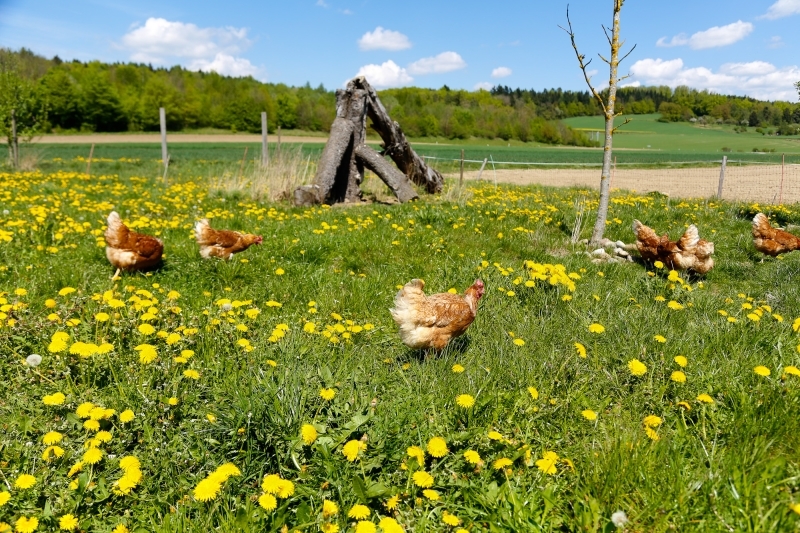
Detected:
left=1, top=156, right=800, bottom=532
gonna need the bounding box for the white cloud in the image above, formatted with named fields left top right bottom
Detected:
left=621, top=81, right=641, bottom=88
left=656, top=34, right=689, bottom=47
left=353, top=60, right=413, bottom=88
left=628, top=57, right=800, bottom=101
left=407, top=51, right=466, bottom=75
left=719, top=61, right=776, bottom=76
left=761, top=0, right=800, bottom=19
left=122, top=17, right=249, bottom=63
left=341, top=9, right=353, bottom=15
left=190, top=53, right=260, bottom=77
left=316, top=0, right=329, bottom=7
left=120, top=17, right=261, bottom=79
left=474, top=82, right=492, bottom=91
left=690, top=21, right=753, bottom=49
left=358, top=27, right=411, bottom=51
left=630, top=58, right=685, bottom=79
left=656, top=21, right=753, bottom=50
left=491, top=66, right=512, bottom=78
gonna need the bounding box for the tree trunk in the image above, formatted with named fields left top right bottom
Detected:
left=357, top=78, right=444, bottom=193
left=11, top=109, right=19, bottom=169
left=355, top=144, right=419, bottom=203
left=310, top=82, right=369, bottom=204
left=589, top=1, right=624, bottom=245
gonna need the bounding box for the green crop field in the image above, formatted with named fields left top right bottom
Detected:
left=1, top=154, right=800, bottom=532
left=565, top=113, right=800, bottom=155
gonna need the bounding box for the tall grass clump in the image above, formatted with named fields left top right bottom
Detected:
left=208, top=145, right=315, bottom=201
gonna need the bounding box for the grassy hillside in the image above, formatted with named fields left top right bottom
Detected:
left=565, top=114, right=800, bottom=154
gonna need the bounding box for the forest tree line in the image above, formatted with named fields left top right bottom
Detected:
left=2, top=47, right=800, bottom=148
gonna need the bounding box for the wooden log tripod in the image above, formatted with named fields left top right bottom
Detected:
left=294, top=76, right=444, bottom=206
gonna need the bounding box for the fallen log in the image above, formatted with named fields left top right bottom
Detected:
left=355, top=144, right=419, bottom=203
left=359, top=79, right=444, bottom=194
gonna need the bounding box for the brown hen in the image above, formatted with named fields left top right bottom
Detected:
left=752, top=212, right=800, bottom=257
left=104, top=211, right=164, bottom=278
left=390, top=279, right=484, bottom=351
left=194, top=219, right=262, bottom=260
left=632, top=220, right=714, bottom=274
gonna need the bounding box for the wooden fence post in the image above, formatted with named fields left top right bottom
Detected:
left=11, top=108, right=18, bottom=169
left=717, top=155, right=727, bottom=200
left=86, top=143, right=95, bottom=174
left=459, top=149, right=464, bottom=185
left=261, top=112, right=269, bottom=167
left=159, top=107, right=168, bottom=171
left=779, top=153, right=785, bottom=205
left=238, top=146, right=249, bottom=177
left=277, top=126, right=282, bottom=159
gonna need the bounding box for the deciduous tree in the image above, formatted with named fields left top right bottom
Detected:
left=562, top=0, right=635, bottom=244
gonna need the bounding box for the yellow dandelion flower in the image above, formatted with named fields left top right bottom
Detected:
left=674, top=355, right=688, bottom=367
left=258, top=493, right=277, bottom=511
left=754, top=365, right=770, bottom=377
left=451, top=364, right=465, bottom=373
left=456, top=394, right=475, bottom=408
left=406, top=446, right=425, bottom=465
left=488, top=430, right=504, bottom=441
left=111, top=525, right=129, bottom=533
left=276, top=479, right=295, bottom=499
left=119, top=410, right=135, bottom=423
left=348, top=504, right=370, bottom=520
left=588, top=323, right=605, bottom=334
left=14, top=475, right=36, bottom=489
left=343, top=439, right=366, bottom=461
left=667, top=301, right=684, bottom=310
left=42, top=392, right=66, bottom=406
left=581, top=409, right=597, bottom=421
left=168, top=397, right=178, bottom=406
left=193, top=478, right=221, bottom=502
left=422, top=489, right=440, bottom=501
left=320, top=388, right=336, bottom=401
left=82, top=447, right=103, bottom=465
left=385, top=495, right=400, bottom=510
left=696, top=393, right=714, bottom=404
left=442, top=511, right=461, bottom=526
left=654, top=335, right=666, bottom=343
left=137, top=323, right=155, bottom=335
left=301, top=424, right=318, bottom=445
left=183, top=369, right=200, bottom=380
left=671, top=371, right=687, bottom=383
left=412, top=471, right=434, bottom=488
left=355, top=521, right=376, bottom=533
left=320, top=523, right=340, bottom=533
left=527, top=386, right=539, bottom=400
left=378, top=517, right=403, bottom=533
left=0, top=491, right=9, bottom=506
left=493, top=457, right=513, bottom=470
left=628, top=359, right=647, bottom=376
left=42, top=431, right=63, bottom=445
left=513, top=338, right=525, bottom=346
left=14, top=517, right=38, bottom=533
left=574, top=342, right=587, bottom=358
left=42, top=445, right=65, bottom=461
left=58, top=514, right=79, bottom=531
left=783, top=365, right=800, bottom=378
left=322, top=499, right=339, bottom=518
left=535, top=451, right=559, bottom=475
left=463, top=450, right=482, bottom=465
left=426, top=436, right=448, bottom=457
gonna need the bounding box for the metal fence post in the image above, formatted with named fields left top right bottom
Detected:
left=717, top=155, right=727, bottom=199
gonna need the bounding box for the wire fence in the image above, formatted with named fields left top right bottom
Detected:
left=427, top=156, right=800, bottom=205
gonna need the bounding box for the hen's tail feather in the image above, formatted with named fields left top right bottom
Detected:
left=678, top=224, right=700, bottom=250
left=194, top=219, right=213, bottom=244
left=752, top=213, right=770, bottom=236
left=104, top=211, right=127, bottom=247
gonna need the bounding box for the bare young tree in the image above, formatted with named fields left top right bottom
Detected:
left=561, top=1, right=635, bottom=244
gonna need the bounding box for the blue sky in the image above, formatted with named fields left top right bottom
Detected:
left=1, top=0, right=799, bottom=101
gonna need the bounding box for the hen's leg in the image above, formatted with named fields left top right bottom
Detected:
left=112, top=268, right=121, bottom=280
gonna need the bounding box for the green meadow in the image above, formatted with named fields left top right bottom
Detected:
left=1, top=150, right=800, bottom=533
